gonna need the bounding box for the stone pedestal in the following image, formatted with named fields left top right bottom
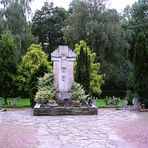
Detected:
left=34, top=103, right=98, bottom=116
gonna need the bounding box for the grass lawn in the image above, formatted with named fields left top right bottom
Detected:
left=0, top=98, right=124, bottom=108
left=96, top=99, right=124, bottom=108
left=0, top=98, right=30, bottom=108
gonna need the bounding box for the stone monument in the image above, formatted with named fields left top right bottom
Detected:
left=51, top=45, right=75, bottom=101
left=34, top=45, right=98, bottom=116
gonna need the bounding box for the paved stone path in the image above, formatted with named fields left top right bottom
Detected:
left=0, top=108, right=147, bottom=148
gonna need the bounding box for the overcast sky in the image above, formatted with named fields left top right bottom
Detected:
left=31, top=0, right=137, bottom=13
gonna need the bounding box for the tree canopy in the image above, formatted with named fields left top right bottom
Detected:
left=0, top=31, right=18, bottom=104
left=32, top=2, right=68, bottom=55
left=0, top=0, right=147, bottom=100
left=18, top=44, right=52, bottom=95
left=122, top=0, right=148, bottom=100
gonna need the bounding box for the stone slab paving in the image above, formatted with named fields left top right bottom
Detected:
left=0, top=108, right=147, bottom=148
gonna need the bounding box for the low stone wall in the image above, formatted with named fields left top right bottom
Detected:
left=34, top=104, right=98, bottom=116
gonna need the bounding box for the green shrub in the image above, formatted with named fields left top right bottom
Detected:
left=29, top=63, right=49, bottom=107
left=105, top=96, right=120, bottom=105
left=34, top=73, right=56, bottom=104
left=71, top=82, right=88, bottom=105
left=18, top=44, right=52, bottom=95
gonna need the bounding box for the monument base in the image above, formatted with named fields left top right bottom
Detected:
left=33, top=103, right=98, bottom=116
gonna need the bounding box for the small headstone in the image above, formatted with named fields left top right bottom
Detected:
left=133, top=97, right=139, bottom=110
left=92, top=98, right=96, bottom=106
left=12, top=98, right=17, bottom=106
left=1, top=108, right=7, bottom=112
left=123, top=100, right=128, bottom=110
left=12, top=96, right=20, bottom=106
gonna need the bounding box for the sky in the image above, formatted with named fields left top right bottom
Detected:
left=31, top=0, right=138, bottom=13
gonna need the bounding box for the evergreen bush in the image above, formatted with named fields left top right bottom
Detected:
left=34, top=73, right=56, bottom=104
left=71, top=82, right=88, bottom=105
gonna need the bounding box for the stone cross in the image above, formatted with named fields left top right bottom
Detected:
left=51, top=46, right=76, bottom=100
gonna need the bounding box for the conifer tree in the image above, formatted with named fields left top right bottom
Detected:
left=133, top=32, right=148, bottom=100
left=0, top=31, right=18, bottom=104
left=75, top=40, right=104, bottom=96
left=75, top=46, right=91, bottom=94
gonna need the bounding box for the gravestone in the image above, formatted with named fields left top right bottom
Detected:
left=12, top=96, right=20, bottom=106
left=123, top=99, right=128, bottom=110
left=133, top=97, right=139, bottom=110
left=51, top=46, right=76, bottom=100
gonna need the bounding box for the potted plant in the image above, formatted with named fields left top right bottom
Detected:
left=72, top=100, right=81, bottom=107
left=47, top=98, right=57, bottom=107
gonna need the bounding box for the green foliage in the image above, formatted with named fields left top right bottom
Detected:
left=74, top=40, right=104, bottom=96
left=64, top=0, right=131, bottom=90
left=0, top=98, right=30, bottom=108
left=21, top=26, right=39, bottom=54
left=71, top=82, right=88, bottom=104
left=123, top=0, right=148, bottom=100
left=133, top=32, right=148, bottom=99
left=0, top=0, right=33, bottom=13
left=0, top=0, right=38, bottom=53
left=5, top=2, right=26, bottom=35
left=96, top=99, right=124, bottom=107
left=29, top=63, right=49, bottom=107
left=18, top=44, right=52, bottom=94
left=105, top=96, right=120, bottom=105
left=64, top=0, right=89, bottom=46
left=32, top=2, right=68, bottom=54
left=0, top=31, right=18, bottom=104
left=34, top=73, right=56, bottom=104
left=75, top=43, right=91, bottom=94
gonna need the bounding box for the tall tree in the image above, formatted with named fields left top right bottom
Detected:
left=64, top=0, right=89, bottom=47
left=32, top=2, right=68, bottom=55
left=75, top=45, right=91, bottom=94
left=0, top=31, right=18, bottom=104
left=0, top=0, right=38, bottom=53
left=5, top=2, right=26, bottom=35
left=133, top=32, right=148, bottom=100
left=64, top=0, right=131, bottom=90
left=0, top=8, right=5, bottom=34
left=0, top=0, right=33, bottom=13
left=123, top=0, right=148, bottom=99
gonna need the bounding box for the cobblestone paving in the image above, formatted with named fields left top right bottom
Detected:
left=0, top=108, right=147, bottom=148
